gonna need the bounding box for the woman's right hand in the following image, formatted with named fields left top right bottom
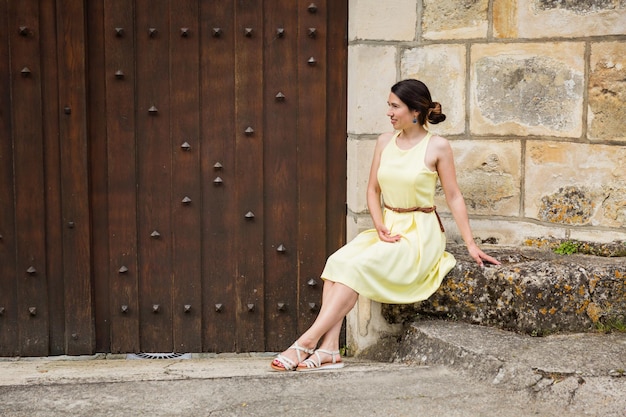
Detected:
left=376, top=225, right=401, bottom=243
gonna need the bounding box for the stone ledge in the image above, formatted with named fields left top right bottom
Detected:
left=382, top=245, right=626, bottom=335
left=358, top=320, right=626, bottom=411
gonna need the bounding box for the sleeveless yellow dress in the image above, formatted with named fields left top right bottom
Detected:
left=321, top=131, right=456, bottom=304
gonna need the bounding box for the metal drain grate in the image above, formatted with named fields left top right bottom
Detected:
left=126, top=352, right=191, bottom=360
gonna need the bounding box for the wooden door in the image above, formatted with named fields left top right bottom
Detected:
left=89, top=0, right=347, bottom=354
left=0, top=0, right=346, bottom=356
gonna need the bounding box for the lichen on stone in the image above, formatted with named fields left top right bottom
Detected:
left=538, top=186, right=595, bottom=225
left=534, top=0, right=617, bottom=15
left=382, top=245, right=626, bottom=335
left=525, top=237, right=626, bottom=257
left=600, top=182, right=626, bottom=226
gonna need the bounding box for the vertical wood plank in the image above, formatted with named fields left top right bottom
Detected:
left=56, top=0, right=94, bottom=355
left=40, top=0, right=65, bottom=357
left=263, top=0, right=299, bottom=352
left=170, top=0, right=202, bottom=353
left=200, top=0, right=237, bottom=353
left=86, top=0, right=111, bottom=353
left=234, top=0, right=265, bottom=352
left=0, top=0, right=18, bottom=357
left=297, top=0, right=328, bottom=334
left=104, top=0, right=140, bottom=353
left=136, top=0, right=173, bottom=352
left=325, top=1, right=348, bottom=254
left=9, top=0, right=49, bottom=357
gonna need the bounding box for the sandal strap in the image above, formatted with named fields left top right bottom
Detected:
left=301, top=349, right=340, bottom=369
left=291, top=341, right=315, bottom=363
left=274, top=354, right=297, bottom=371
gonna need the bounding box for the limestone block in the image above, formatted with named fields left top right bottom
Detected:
left=470, top=43, right=585, bottom=137
left=347, top=136, right=376, bottom=214
left=401, top=45, right=466, bottom=135
left=509, top=0, right=626, bottom=38
left=493, top=0, right=518, bottom=38
left=525, top=237, right=626, bottom=257
left=569, top=229, right=626, bottom=245
left=349, top=0, right=417, bottom=41
left=346, top=297, right=402, bottom=356
left=348, top=44, right=397, bottom=134
left=346, top=212, right=374, bottom=243
left=442, top=218, right=568, bottom=247
left=525, top=141, right=626, bottom=228
left=433, top=140, right=521, bottom=216
left=382, top=246, right=626, bottom=335
left=588, top=41, right=626, bottom=142
left=422, top=0, right=489, bottom=40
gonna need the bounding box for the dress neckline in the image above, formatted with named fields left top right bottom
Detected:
left=393, top=131, right=432, bottom=152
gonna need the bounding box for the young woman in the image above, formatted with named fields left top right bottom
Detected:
left=271, top=79, right=499, bottom=371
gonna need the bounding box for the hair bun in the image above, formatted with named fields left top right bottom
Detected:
left=427, top=102, right=446, bottom=124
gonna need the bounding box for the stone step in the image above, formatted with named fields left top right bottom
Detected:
left=382, top=245, right=626, bottom=335
left=358, top=320, right=626, bottom=410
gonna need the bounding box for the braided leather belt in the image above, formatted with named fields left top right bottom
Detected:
left=383, top=203, right=445, bottom=232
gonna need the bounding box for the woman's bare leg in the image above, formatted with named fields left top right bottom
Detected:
left=317, top=317, right=343, bottom=350
left=298, top=281, right=357, bottom=346
left=313, top=280, right=346, bottom=350
left=272, top=281, right=358, bottom=368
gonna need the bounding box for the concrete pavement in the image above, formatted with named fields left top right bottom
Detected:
left=0, top=321, right=624, bottom=417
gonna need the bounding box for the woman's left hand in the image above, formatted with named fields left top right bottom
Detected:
left=467, top=244, right=500, bottom=267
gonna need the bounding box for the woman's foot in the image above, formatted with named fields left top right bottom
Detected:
left=270, top=341, right=315, bottom=371
left=297, top=348, right=344, bottom=371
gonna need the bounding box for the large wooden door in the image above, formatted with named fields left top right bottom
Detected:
left=0, top=0, right=346, bottom=356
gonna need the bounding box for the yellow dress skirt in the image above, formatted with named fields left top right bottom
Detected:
left=321, top=131, right=456, bottom=304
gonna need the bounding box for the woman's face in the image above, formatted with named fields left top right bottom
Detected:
left=387, top=92, right=416, bottom=130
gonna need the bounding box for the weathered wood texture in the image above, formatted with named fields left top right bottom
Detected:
left=0, top=0, right=347, bottom=356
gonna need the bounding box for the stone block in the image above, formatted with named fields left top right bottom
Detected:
left=470, top=43, right=585, bottom=137
left=442, top=218, right=568, bottom=247
left=346, top=212, right=374, bottom=242
left=382, top=246, right=626, bottom=335
left=510, top=0, right=626, bottom=38
left=588, top=41, right=626, bottom=142
left=422, top=0, right=488, bottom=40
left=525, top=141, right=626, bottom=228
left=348, top=44, right=397, bottom=134
left=347, top=136, right=376, bottom=214
left=434, top=140, right=521, bottom=216
left=401, top=45, right=466, bottom=135
left=349, top=0, right=417, bottom=41
left=569, top=229, right=626, bottom=246
left=493, top=0, right=518, bottom=38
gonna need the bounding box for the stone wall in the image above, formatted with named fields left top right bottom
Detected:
left=346, top=0, right=626, bottom=353
left=348, top=0, right=626, bottom=245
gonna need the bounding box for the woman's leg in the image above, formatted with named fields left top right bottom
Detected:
left=316, top=280, right=344, bottom=350
left=272, top=281, right=358, bottom=368
left=317, top=317, right=343, bottom=350
left=298, top=281, right=357, bottom=346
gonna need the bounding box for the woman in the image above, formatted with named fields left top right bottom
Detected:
left=271, top=79, right=500, bottom=371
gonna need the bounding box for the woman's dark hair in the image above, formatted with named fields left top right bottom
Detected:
left=391, top=79, right=446, bottom=125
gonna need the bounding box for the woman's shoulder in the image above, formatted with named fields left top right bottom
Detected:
left=427, top=133, right=455, bottom=164
left=428, top=133, right=452, bottom=151
left=428, top=132, right=448, bottom=144
left=376, top=131, right=397, bottom=147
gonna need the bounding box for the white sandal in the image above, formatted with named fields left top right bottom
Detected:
left=270, top=342, right=314, bottom=371
left=297, top=349, right=344, bottom=371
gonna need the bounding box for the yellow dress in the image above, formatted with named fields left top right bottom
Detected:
left=321, top=131, right=456, bottom=304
